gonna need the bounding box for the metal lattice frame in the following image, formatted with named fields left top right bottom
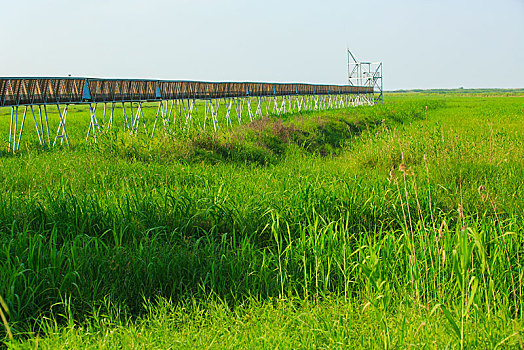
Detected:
left=348, top=50, right=383, bottom=104
left=0, top=77, right=377, bottom=152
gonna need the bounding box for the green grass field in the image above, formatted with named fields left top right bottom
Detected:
left=1, top=92, right=523, bottom=348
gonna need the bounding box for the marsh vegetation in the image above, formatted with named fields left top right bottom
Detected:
left=1, top=93, right=523, bottom=348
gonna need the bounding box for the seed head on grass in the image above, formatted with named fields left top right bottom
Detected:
left=438, top=220, right=448, bottom=242
left=478, top=185, right=489, bottom=202
left=388, top=168, right=396, bottom=184
left=457, top=204, right=465, bottom=221
left=398, top=162, right=414, bottom=176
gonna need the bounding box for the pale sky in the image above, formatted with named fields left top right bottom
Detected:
left=1, top=0, right=523, bottom=90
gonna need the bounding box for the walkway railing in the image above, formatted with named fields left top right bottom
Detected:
left=0, top=78, right=375, bottom=152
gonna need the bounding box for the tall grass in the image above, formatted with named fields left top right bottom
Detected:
left=1, top=93, right=523, bottom=347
